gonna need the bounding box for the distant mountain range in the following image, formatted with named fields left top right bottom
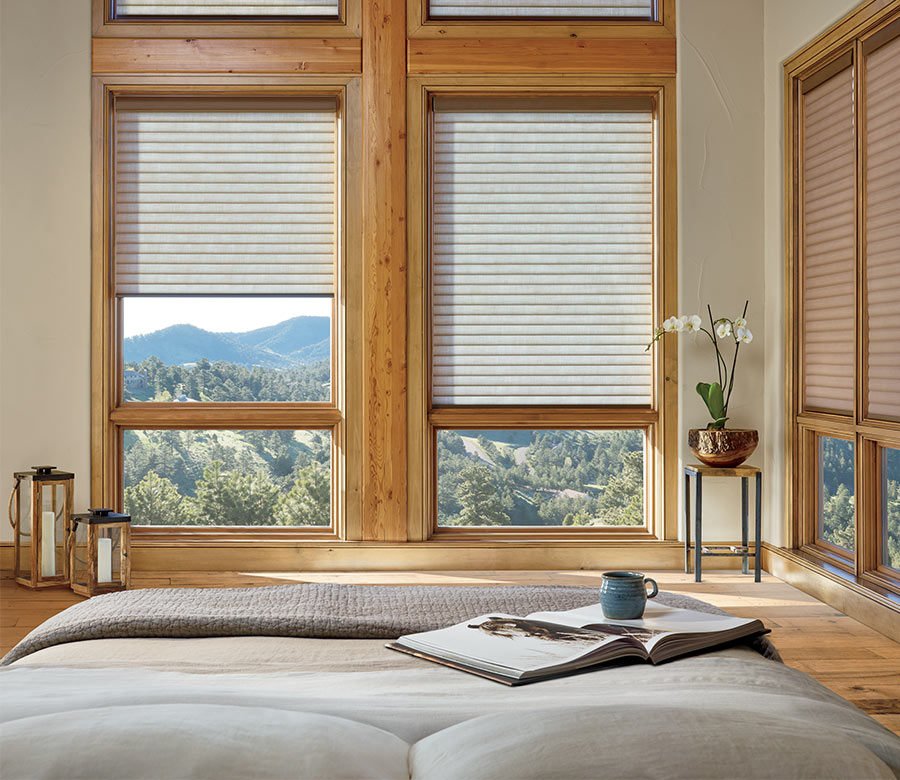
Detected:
left=123, top=316, right=330, bottom=369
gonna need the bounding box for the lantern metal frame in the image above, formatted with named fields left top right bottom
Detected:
left=8, top=467, right=74, bottom=589
left=69, top=508, right=132, bottom=597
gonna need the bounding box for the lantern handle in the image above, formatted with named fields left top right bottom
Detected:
left=7, top=476, right=21, bottom=530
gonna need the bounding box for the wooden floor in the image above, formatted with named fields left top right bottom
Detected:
left=3, top=568, right=899, bottom=736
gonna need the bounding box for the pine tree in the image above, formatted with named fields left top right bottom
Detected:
left=276, top=465, right=330, bottom=526
left=124, top=471, right=195, bottom=526
left=194, top=461, right=280, bottom=526
left=453, top=466, right=510, bottom=526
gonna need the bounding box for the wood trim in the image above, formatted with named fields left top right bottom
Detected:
left=360, top=0, right=408, bottom=542
left=658, top=74, right=678, bottom=540
left=407, top=78, right=676, bottom=541
left=428, top=407, right=659, bottom=428
left=92, top=0, right=361, bottom=38
left=92, top=76, right=357, bottom=539
left=407, top=0, right=675, bottom=39
left=762, top=543, right=900, bottom=642
left=786, top=3, right=900, bottom=608
left=127, top=539, right=755, bottom=573
left=407, top=38, right=676, bottom=75
left=784, top=0, right=900, bottom=75
left=108, top=406, right=343, bottom=428
left=92, top=37, right=363, bottom=74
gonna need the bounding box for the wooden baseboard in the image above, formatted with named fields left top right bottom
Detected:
left=761, top=543, right=900, bottom=643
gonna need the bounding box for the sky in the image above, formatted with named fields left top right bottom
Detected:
left=123, top=297, right=332, bottom=338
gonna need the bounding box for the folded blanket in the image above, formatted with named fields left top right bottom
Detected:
left=2, top=583, right=780, bottom=665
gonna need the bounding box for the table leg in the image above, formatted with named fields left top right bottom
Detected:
left=741, top=477, right=749, bottom=575
left=755, top=472, right=762, bottom=582
left=694, top=473, right=703, bottom=583
left=684, top=472, right=691, bottom=574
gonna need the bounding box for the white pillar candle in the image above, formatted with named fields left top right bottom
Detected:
left=41, top=511, right=56, bottom=577
left=97, top=537, right=113, bottom=583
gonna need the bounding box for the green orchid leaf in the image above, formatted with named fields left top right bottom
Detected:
left=696, top=381, right=726, bottom=425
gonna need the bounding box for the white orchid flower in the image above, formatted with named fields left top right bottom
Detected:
left=662, top=316, right=682, bottom=333
left=715, top=321, right=732, bottom=338
left=734, top=317, right=747, bottom=329
left=681, top=314, right=702, bottom=332
left=735, top=326, right=753, bottom=344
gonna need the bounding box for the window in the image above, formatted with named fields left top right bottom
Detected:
left=123, top=429, right=331, bottom=527
left=788, top=9, right=900, bottom=592
left=100, top=91, right=345, bottom=531
left=437, top=429, right=644, bottom=528
left=113, top=1, right=341, bottom=18
left=882, top=447, right=900, bottom=572
left=417, top=90, right=672, bottom=537
left=427, top=0, right=654, bottom=20
left=816, top=436, right=855, bottom=555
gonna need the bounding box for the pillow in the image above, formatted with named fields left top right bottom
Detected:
left=1, top=704, right=410, bottom=780
left=410, top=705, right=895, bottom=779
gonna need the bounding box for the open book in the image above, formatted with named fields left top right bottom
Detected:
left=387, top=601, right=767, bottom=685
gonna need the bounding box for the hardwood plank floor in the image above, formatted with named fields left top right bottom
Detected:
left=2, top=568, right=899, bottom=735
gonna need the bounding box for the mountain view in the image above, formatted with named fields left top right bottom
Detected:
left=122, top=316, right=333, bottom=527
left=124, top=315, right=330, bottom=372
left=122, top=315, right=331, bottom=404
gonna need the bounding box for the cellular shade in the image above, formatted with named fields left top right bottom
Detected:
left=114, top=0, right=339, bottom=17
left=114, top=98, right=336, bottom=296
left=431, top=96, right=654, bottom=406
left=428, top=0, right=652, bottom=19
left=865, top=34, right=900, bottom=421
left=801, top=65, right=856, bottom=414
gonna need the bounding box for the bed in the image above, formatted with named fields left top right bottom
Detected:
left=2, top=583, right=899, bottom=780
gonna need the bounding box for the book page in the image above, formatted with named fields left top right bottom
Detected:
left=398, top=613, right=636, bottom=676
left=526, top=602, right=758, bottom=651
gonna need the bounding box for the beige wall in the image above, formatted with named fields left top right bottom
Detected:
left=676, top=0, right=861, bottom=547
left=0, top=0, right=92, bottom=542
left=677, top=0, right=766, bottom=541
left=0, top=0, right=863, bottom=551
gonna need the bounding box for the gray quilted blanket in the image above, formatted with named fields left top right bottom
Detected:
left=2, top=583, right=779, bottom=665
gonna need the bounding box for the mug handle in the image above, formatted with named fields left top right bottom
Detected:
left=645, top=578, right=659, bottom=599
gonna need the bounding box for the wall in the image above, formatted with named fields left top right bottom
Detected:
left=0, top=0, right=863, bottom=553
left=677, top=0, right=862, bottom=547
left=677, top=0, right=766, bottom=541
left=761, top=0, right=860, bottom=546
left=0, top=0, right=92, bottom=541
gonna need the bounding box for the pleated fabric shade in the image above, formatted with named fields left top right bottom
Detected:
left=115, top=0, right=339, bottom=16
left=865, top=34, right=900, bottom=422
left=801, top=64, right=856, bottom=414
left=427, top=0, right=652, bottom=18
left=431, top=96, right=654, bottom=406
left=114, top=98, right=337, bottom=297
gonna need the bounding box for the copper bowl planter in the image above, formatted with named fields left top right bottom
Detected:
left=688, top=428, right=758, bottom=468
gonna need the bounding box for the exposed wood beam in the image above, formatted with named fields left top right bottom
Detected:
left=92, top=37, right=362, bottom=74
left=361, top=0, right=408, bottom=541
left=408, top=37, right=676, bottom=75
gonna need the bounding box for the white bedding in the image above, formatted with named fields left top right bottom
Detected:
left=3, top=637, right=900, bottom=779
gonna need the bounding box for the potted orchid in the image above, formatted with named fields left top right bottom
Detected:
left=648, top=301, right=758, bottom=467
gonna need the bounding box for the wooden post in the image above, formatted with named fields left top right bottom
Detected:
left=361, top=0, right=408, bottom=541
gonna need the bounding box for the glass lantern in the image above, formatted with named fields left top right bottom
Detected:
left=69, top=508, right=132, bottom=597
left=8, top=466, right=74, bottom=589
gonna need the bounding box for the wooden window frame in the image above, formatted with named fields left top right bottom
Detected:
left=91, top=75, right=363, bottom=542
left=92, top=0, right=361, bottom=38
left=785, top=0, right=900, bottom=594
left=407, top=77, right=678, bottom=543
left=407, top=0, right=675, bottom=38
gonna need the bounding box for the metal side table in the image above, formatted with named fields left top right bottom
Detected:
left=683, top=464, right=761, bottom=583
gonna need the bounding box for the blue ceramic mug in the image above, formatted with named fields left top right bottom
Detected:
left=599, top=571, right=659, bottom=619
